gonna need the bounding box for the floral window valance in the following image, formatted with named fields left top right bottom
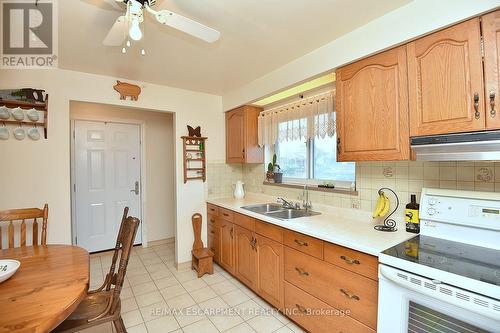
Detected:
left=257, top=91, right=336, bottom=147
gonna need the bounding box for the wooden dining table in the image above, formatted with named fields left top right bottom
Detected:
left=0, top=245, right=89, bottom=333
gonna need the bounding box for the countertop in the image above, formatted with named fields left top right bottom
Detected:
left=207, top=194, right=416, bottom=257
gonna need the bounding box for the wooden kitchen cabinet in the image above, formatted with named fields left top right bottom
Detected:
left=483, top=10, right=500, bottom=130
left=219, top=220, right=235, bottom=274
left=407, top=18, right=485, bottom=136
left=336, top=46, right=410, bottom=161
left=234, top=225, right=257, bottom=289
left=225, top=106, right=264, bottom=164
left=255, top=234, right=284, bottom=309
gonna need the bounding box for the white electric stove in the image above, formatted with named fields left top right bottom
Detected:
left=378, top=188, right=500, bottom=333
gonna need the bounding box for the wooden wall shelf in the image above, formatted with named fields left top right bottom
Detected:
left=182, top=136, right=207, bottom=183
left=0, top=95, right=49, bottom=139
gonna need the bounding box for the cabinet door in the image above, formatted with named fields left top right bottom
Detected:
left=219, top=221, right=235, bottom=274
left=483, top=10, right=500, bottom=130
left=407, top=18, right=485, bottom=136
left=226, top=108, right=245, bottom=163
left=234, top=226, right=257, bottom=289
left=336, top=46, right=410, bottom=161
left=255, top=234, right=284, bottom=309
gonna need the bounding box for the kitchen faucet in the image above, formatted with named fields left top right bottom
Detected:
left=302, top=184, right=312, bottom=211
left=277, top=197, right=300, bottom=210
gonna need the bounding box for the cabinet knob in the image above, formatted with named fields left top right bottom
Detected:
left=474, top=92, right=480, bottom=120
left=295, top=303, right=308, bottom=314
left=490, top=91, right=496, bottom=118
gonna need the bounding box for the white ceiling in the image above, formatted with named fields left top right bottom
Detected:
left=59, top=0, right=411, bottom=95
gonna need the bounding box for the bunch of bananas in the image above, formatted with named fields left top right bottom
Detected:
left=373, top=191, right=390, bottom=218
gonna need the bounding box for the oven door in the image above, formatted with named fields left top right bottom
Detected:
left=378, top=264, right=500, bottom=333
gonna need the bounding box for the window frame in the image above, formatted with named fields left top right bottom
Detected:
left=275, top=135, right=355, bottom=190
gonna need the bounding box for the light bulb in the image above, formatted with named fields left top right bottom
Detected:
left=141, top=49, right=146, bottom=56
left=122, top=47, right=127, bottom=54
left=126, top=40, right=131, bottom=47
left=129, top=20, right=143, bottom=41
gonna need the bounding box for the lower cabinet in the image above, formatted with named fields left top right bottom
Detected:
left=234, top=225, right=257, bottom=289
left=219, top=220, right=235, bottom=274
left=255, top=234, right=284, bottom=309
left=284, top=282, right=375, bottom=333
left=207, top=203, right=378, bottom=333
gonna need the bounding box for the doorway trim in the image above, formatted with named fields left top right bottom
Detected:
left=70, top=115, right=148, bottom=249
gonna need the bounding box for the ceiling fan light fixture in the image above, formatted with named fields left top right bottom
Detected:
left=129, top=19, right=143, bottom=41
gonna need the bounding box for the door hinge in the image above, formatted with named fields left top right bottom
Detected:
left=480, top=36, right=485, bottom=59
left=74, top=236, right=77, bottom=244
left=73, top=184, right=76, bottom=192
left=73, top=130, right=75, bottom=139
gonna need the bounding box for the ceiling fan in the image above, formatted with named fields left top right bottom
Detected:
left=103, top=0, right=221, bottom=48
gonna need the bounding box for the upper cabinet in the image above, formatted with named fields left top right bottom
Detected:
left=483, top=10, right=500, bottom=130
left=407, top=19, right=485, bottom=136
left=336, top=46, right=410, bottom=161
left=226, top=105, right=264, bottom=164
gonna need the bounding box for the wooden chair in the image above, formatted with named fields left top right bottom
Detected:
left=191, top=213, right=214, bottom=278
left=53, top=208, right=140, bottom=333
left=0, top=204, right=48, bottom=248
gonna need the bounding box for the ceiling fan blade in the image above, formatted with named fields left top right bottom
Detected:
left=103, top=15, right=128, bottom=46
left=154, top=10, right=220, bottom=43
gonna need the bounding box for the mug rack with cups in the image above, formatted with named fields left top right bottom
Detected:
left=0, top=94, right=48, bottom=141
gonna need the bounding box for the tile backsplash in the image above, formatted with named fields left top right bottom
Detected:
left=207, top=161, right=500, bottom=223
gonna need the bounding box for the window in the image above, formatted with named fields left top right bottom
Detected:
left=275, top=121, right=355, bottom=189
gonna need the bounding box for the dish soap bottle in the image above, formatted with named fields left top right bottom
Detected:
left=405, top=194, right=420, bottom=233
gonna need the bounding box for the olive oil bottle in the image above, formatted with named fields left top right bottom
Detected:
left=405, top=194, right=420, bottom=233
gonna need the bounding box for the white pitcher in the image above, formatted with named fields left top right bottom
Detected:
left=233, top=181, right=245, bottom=199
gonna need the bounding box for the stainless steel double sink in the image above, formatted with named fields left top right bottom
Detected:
left=241, top=203, right=320, bottom=220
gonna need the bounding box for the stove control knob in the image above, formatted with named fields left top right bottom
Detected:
left=428, top=198, right=438, bottom=206
left=427, top=208, right=437, bottom=216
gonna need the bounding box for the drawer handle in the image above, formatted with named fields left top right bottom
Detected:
left=490, top=91, right=497, bottom=118
left=223, top=213, right=230, bottom=217
left=210, top=230, right=215, bottom=234
left=474, top=92, right=481, bottom=120
left=340, top=288, right=360, bottom=301
left=340, top=255, right=360, bottom=265
left=295, top=267, right=310, bottom=277
left=210, top=218, right=216, bottom=223
left=295, top=304, right=308, bottom=314
left=294, top=239, right=308, bottom=247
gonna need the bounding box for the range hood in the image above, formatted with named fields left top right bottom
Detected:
left=410, top=131, right=500, bottom=161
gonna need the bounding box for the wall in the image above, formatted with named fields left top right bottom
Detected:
left=0, top=68, right=223, bottom=264
left=70, top=101, right=175, bottom=242
left=222, top=0, right=500, bottom=110
left=205, top=161, right=500, bottom=225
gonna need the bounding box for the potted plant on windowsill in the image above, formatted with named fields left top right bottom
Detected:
left=266, top=154, right=283, bottom=184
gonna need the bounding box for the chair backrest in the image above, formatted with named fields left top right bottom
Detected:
left=108, top=214, right=140, bottom=314
left=192, top=213, right=203, bottom=251
left=0, top=204, right=48, bottom=249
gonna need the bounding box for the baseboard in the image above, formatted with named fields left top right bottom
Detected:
left=148, top=237, right=175, bottom=247
left=175, top=260, right=192, bottom=271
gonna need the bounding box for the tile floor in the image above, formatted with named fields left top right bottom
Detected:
left=84, top=242, right=306, bottom=333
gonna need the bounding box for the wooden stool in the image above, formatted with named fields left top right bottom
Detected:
left=191, top=213, right=214, bottom=278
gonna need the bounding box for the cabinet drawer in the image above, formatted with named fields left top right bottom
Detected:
left=208, top=233, right=219, bottom=263
left=208, top=224, right=219, bottom=238
left=207, top=204, right=219, bottom=216
left=284, top=282, right=375, bottom=333
left=285, top=247, right=378, bottom=329
left=283, top=230, right=323, bottom=259
left=324, top=243, right=378, bottom=281
left=233, top=213, right=255, bottom=231
left=219, top=208, right=234, bottom=222
left=207, top=214, right=220, bottom=228
left=255, top=220, right=283, bottom=243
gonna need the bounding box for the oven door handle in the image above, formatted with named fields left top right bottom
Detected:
left=379, top=265, right=500, bottom=323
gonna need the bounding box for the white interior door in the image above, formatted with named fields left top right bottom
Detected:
left=74, top=120, right=142, bottom=253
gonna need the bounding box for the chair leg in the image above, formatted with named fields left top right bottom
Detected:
left=113, top=316, right=126, bottom=333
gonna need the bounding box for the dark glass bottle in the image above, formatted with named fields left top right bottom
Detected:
left=405, top=194, right=420, bottom=233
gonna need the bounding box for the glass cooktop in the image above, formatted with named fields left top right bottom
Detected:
left=382, top=235, right=500, bottom=287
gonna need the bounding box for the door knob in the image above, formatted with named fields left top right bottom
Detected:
left=130, top=181, right=140, bottom=195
